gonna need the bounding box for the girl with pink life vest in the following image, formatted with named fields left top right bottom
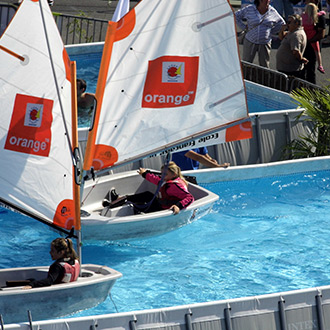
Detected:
left=23, top=238, right=80, bottom=289
left=302, top=3, right=326, bottom=73
left=107, top=162, right=194, bottom=214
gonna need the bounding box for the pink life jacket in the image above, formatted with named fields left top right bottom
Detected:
left=159, top=178, right=191, bottom=209
left=59, top=260, right=80, bottom=283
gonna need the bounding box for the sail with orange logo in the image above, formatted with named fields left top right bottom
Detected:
left=0, top=2, right=123, bottom=323
left=0, top=0, right=81, bottom=233
left=84, top=0, right=252, bottom=172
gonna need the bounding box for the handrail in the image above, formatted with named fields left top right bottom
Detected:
left=0, top=4, right=109, bottom=45
left=241, top=60, right=321, bottom=93
left=1, top=4, right=321, bottom=90
left=241, top=60, right=289, bottom=92
left=0, top=3, right=17, bottom=36
left=53, top=13, right=108, bottom=45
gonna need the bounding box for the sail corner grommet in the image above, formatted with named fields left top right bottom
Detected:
left=20, top=55, right=29, bottom=66
left=192, top=22, right=202, bottom=32
left=204, top=102, right=214, bottom=112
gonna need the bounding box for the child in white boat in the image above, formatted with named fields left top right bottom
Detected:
left=104, top=162, right=194, bottom=215
left=23, top=238, right=80, bottom=289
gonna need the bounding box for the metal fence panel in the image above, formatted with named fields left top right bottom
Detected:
left=53, top=13, right=108, bottom=45
left=0, top=4, right=16, bottom=36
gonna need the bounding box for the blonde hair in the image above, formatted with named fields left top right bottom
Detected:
left=305, top=3, right=318, bottom=24
left=51, top=237, right=79, bottom=261
left=162, top=161, right=188, bottom=186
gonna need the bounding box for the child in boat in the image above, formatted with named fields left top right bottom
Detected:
left=23, top=238, right=80, bottom=289
left=105, top=161, right=194, bottom=214
left=302, top=3, right=326, bottom=74
left=77, top=78, right=96, bottom=127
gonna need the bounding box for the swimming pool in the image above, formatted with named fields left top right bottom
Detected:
left=1, top=163, right=330, bottom=321
left=67, top=45, right=296, bottom=128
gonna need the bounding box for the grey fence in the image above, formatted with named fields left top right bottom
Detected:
left=0, top=3, right=326, bottom=93
left=4, top=284, right=330, bottom=330
left=241, top=60, right=321, bottom=92
left=0, top=3, right=109, bottom=45
left=0, top=3, right=16, bottom=36
left=53, top=13, right=108, bottom=45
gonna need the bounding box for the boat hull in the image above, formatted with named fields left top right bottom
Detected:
left=81, top=171, right=219, bottom=241
left=0, top=264, right=122, bottom=323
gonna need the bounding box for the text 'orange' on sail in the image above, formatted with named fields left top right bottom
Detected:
left=84, top=0, right=252, bottom=172
left=0, top=0, right=80, bottom=233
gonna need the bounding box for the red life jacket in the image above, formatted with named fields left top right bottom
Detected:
left=59, top=260, right=80, bottom=283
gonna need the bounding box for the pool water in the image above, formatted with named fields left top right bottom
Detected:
left=1, top=170, right=330, bottom=320
left=70, top=52, right=295, bottom=128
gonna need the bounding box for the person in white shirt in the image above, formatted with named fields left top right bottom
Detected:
left=235, top=0, right=285, bottom=68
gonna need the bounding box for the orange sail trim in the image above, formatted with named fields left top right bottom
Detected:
left=52, top=61, right=81, bottom=231
left=84, top=10, right=136, bottom=171
left=63, top=49, right=72, bottom=82
left=115, top=8, right=136, bottom=42
left=91, top=144, right=119, bottom=170
left=84, top=20, right=131, bottom=171
left=53, top=199, right=76, bottom=229
left=83, top=22, right=118, bottom=170
left=225, top=120, right=252, bottom=142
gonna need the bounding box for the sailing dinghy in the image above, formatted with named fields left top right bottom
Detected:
left=0, top=0, right=121, bottom=323
left=79, top=0, right=252, bottom=241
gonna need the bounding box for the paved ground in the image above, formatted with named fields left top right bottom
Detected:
left=4, top=0, right=330, bottom=86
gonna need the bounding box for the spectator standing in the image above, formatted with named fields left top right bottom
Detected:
left=272, top=0, right=294, bottom=21
left=276, top=14, right=308, bottom=78
left=235, top=0, right=285, bottom=68
left=302, top=3, right=326, bottom=73
left=322, top=0, right=330, bottom=44
left=302, top=0, right=326, bottom=84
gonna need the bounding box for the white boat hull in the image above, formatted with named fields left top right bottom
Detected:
left=81, top=171, right=219, bottom=241
left=0, top=264, right=122, bottom=323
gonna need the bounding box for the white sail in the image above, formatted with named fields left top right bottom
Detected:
left=112, top=0, right=130, bottom=22
left=0, top=0, right=79, bottom=230
left=84, top=0, right=251, bottom=171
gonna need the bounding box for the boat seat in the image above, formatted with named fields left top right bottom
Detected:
left=6, top=280, right=32, bottom=287
left=101, top=204, right=135, bottom=217
left=1, top=279, right=34, bottom=290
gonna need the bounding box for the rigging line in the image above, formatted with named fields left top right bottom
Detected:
left=109, top=292, right=119, bottom=313
left=0, top=45, right=25, bottom=62
left=80, top=174, right=102, bottom=206
left=38, top=0, right=75, bottom=165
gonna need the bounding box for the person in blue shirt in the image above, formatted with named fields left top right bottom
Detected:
left=172, top=147, right=230, bottom=171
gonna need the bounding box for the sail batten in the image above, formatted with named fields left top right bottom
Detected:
left=84, top=0, right=252, bottom=172
left=0, top=45, right=25, bottom=61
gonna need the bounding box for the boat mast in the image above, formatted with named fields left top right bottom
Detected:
left=70, top=61, right=83, bottom=263
left=39, top=0, right=83, bottom=261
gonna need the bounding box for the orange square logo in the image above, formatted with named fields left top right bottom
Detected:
left=142, top=56, right=199, bottom=108
left=5, top=94, right=53, bottom=157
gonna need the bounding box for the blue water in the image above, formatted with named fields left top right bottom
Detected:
left=70, top=52, right=294, bottom=128
left=1, top=170, right=330, bottom=320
